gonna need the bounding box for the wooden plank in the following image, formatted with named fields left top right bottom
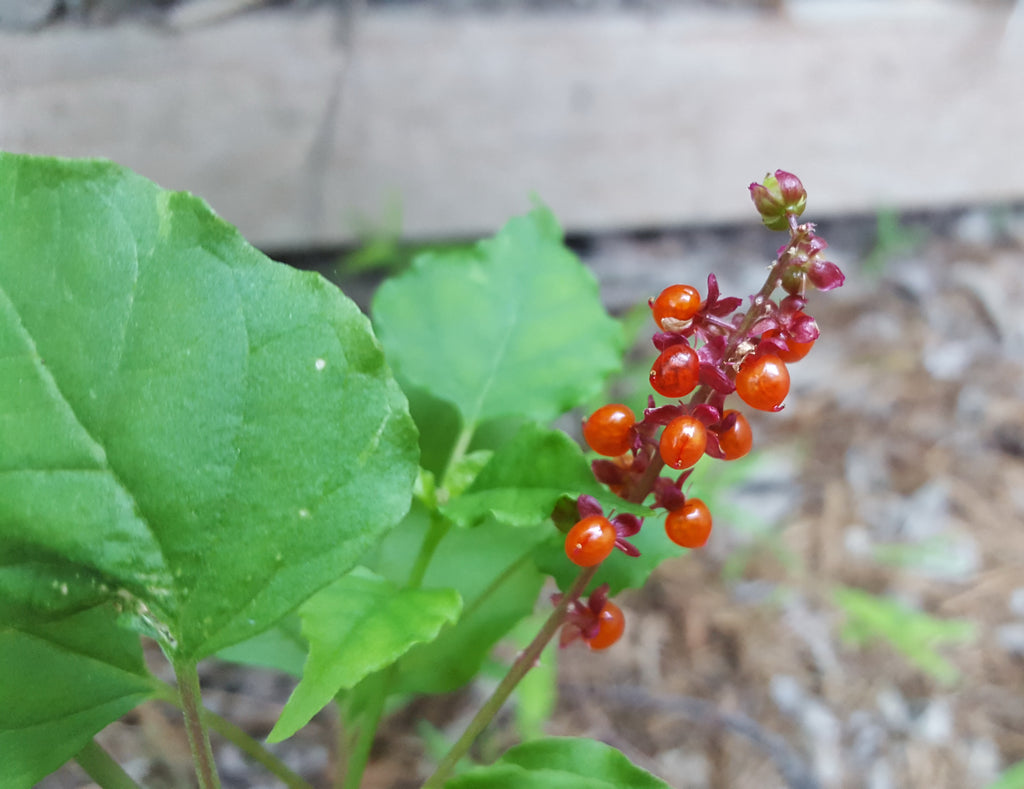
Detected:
left=2, top=3, right=1022, bottom=248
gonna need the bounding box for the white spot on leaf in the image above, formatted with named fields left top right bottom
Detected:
left=315, top=358, right=326, bottom=371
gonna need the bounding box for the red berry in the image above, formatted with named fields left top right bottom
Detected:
left=652, top=284, right=701, bottom=330
left=717, top=409, right=753, bottom=460
left=659, top=415, right=707, bottom=470
left=735, top=353, right=790, bottom=411
left=565, top=516, right=616, bottom=567
left=585, top=601, right=625, bottom=650
left=650, top=343, right=700, bottom=398
left=582, top=403, right=635, bottom=456
left=665, top=499, right=713, bottom=548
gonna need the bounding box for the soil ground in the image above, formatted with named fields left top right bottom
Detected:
left=39, top=205, right=1024, bottom=789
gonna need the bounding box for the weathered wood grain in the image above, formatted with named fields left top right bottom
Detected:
left=2, top=3, right=1021, bottom=248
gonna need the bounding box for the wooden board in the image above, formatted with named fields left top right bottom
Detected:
left=2, top=2, right=1023, bottom=248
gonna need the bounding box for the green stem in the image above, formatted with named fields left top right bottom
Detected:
left=335, top=708, right=352, bottom=789
left=207, top=708, right=312, bottom=788
left=409, top=422, right=477, bottom=589
left=74, top=739, right=142, bottom=789
left=422, top=565, right=598, bottom=788
left=153, top=682, right=312, bottom=789
left=170, top=657, right=221, bottom=789
left=342, top=670, right=391, bottom=789
left=443, top=425, right=476, bottom=487
left=407, top=510, right=451, bottom=589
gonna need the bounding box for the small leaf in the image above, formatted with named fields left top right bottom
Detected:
left=367, top=511, right=548, bottom=695
left=0, top=608, right=158, bottom=789
left=0, top=153, right=418, bottom=660
left=445, top=737, right=671, bottom=788
left=443, top=450, right=494, bottom=499
left=268, top=569, right=461, bottom=742
left=442, top=424, right=648, bottom=529
left=372, top=204, right=623, bottom=429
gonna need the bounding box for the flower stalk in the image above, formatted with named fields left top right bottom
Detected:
left=425, top=169, right=843, bottom=787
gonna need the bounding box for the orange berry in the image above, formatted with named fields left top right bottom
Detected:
left=736, top=353, right=790, bottom=411
left=717, top=410, right=753, bottom=460
left=583, top=404, right=635, bottom=456
left=665, top=499, right=713, bottom=548
left=652, top=284, right=701, bottom=330
left=659, top=416, right=707, bottom=470
left=586, top=601, right=625, bottom=650
left=565, top=516, right=616, bottom=567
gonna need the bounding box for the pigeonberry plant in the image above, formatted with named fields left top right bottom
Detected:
left=0, top=155, right=842, bottom=789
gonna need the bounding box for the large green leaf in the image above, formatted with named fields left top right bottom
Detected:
left=0, top=608, right=158, bottom=789
left=268, top=568, right=461, bottom=742
left=0, top=153, right=418, bottom=659
left=371, top=205, right=622, bottom=430
left=445, top=737, right=671, bottom=788
left=442, top=423, right=648, bottom=528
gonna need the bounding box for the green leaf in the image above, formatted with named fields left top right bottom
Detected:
left=443, top=450, right=494, bottom=499
left=365, top=507, right=547, bottom=695
left=832, top=586, right=975, bottom=684
left=0, top=608, right=157, bottom=789
left=0, top=153, right=419, bottom=659
left=394, top=557, right=542, bottom=695
left=406, top=384, right=463, bottom=478
left=372, top=205, right=622, bottom=430
left=445, top=737, right=671, bottom=788
left=268, top=568, right=460, bottom=742
left=442, top=424, right=648, bottom=528
left=216, top=615, right=308, bottom=678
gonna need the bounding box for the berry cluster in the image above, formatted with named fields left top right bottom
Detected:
left=558, top=170, right=844, bottom=650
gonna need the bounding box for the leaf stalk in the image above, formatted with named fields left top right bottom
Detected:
left=171, top=657, right=222, bottom=789
left=74, top=739, right=142, bottom=789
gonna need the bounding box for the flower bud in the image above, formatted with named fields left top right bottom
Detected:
left=775, top=171, right=807, bottom=212
left=749, top=170, right=807, bottom=231
left=806, top=258, right=846, bottom=291
left=781, top=265, right=806, bottom=296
